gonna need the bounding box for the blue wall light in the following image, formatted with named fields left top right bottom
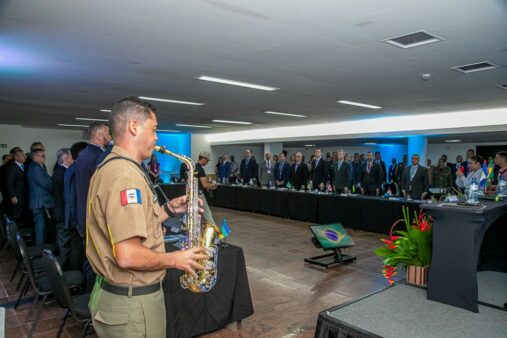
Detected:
left=152, top=132, right=191, bottom=183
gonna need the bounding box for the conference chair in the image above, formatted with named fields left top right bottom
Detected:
left=42, top=249, right=92, bottom=338
left=15, top=234, right=84, bottom=338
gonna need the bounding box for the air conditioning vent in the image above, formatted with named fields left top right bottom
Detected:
left=383, top=30, right=443, bottom=49
left=451, top=61, right=497, bottom=74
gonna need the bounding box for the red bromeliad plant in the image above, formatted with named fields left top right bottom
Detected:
left=375, top=207, right=433, bottom=285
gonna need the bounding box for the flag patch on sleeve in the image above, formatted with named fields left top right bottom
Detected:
left=120, top=189, right=142, bottom=206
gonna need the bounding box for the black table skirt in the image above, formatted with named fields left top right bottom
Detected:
left=163, top=243, right=254, bottom=338
left=422, top=200, right=507, bottom=312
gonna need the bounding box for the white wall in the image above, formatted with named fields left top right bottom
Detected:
left=0, top=124, right=85, bottom=173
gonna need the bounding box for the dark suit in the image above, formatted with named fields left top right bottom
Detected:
left=310, top=157, right=329, bottom=190
left=274, top=161, right=290, bottom=187
left=75, top=144, right=104, bottom=237
left=362, top=161, right=382, bottom=195
left=377, top=160, right=387, bottom=184
left=330, top=160, right=351, bottom=192
left=6, top=162, right=28, bottom=224
left=63, top=163, right=84, bottom=270
left=53, top=164, right=71, bottom=268
left=240, top=157, right=257, bottom=184
left=289, top=162, right=309, bottom=190
left=401, top=165, right=429, bottom=200
left=0, top=160, right=14, bottom=216
left=27, top=161, right=54, bottom=245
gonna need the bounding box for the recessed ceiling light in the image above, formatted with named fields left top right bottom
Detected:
left=100, top=109, right=112, bottom=113
left=175, top=124, right=212, bottom=129
left=263, top=111, right=307, bottom=118
left=451, top=61, right=496, bottom=74
left=337, top=100, right=382, bottom=109
left=212, top=119, right=252, bottom=125
left=383, top=30, right=443, bottom=49
left=445, top=139, right=462, bottom=143
left=76, top=117, right=108, bottom=122
left=364, top=142, right=378, bottom=145
left=139, top=96, right=205, bottom=106
left=197, top=75, right=279, bottom=91
left=304, top=144, right=316, bottom=147
left=157, top=129, right=181, bottom=133
left=57, top=124, right=88, bottom=128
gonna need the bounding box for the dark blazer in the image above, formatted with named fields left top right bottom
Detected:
left=401, top=165, right=429, bottom=199
left=310, top=157, right=329, bottom=190
left=52, top=164, right=67, bottom=223
left=6, top=162, right=26, bottom=200
left=64, top=163, right=78, bottom=233
left=75, top=144, right=104, bottom=234
left=274, top=161, right=290, bottom=187
left=362, top=161, right=382, bottom=195
left=240, top=157, right=257, bottom=184
left=330, top=160, right=351, bottom=191
left=289, top=162, right=309, bottom=190
left=351, top=161, right=363, bottom=186
left=179, top=162, right=189, bottom=182
left=377, top=160, right=387, bottom=184
left=27, top=161, right=54, bottom=210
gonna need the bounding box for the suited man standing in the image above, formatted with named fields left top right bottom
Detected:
left=374, top=151, right=387, bottom=188
left=274, top=152, right=290, bottom=188
left=289, top=152, right=309, bottom=190
left=52, top=148, right=74, bottom=267
left=402, top=154, right=429, bottom=200
left=27, top=149, right=54, bottom=245
left=310, top=148, right=329, bottom=191
left=239, top=149, right=257, bottom=185
left=6, top=149, right=28, bottom=226
left=258, top=152, right=275, bottom=187
left=330, top=149, right=351, bottom=193
left=361, top=152, right=382, bottom=196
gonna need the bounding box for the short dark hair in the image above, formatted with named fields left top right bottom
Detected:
left=109, top=96, right=157, bottom=140
left=9, top=147, right=21, bottom=155
left=88, top=122, right=108, bottom=141
left=496, top=151, right=507, bottom=163
left=30, top=142, right=43, bottom=152
left=467, top=148, right=475, bottom=154
left=2, top=154, right=10, bottom=161
left=70, top=142, right=88, bottom=160
left=470, top=155, right=483, bottom=164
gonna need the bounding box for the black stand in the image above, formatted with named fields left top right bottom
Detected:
left=304, top=237, right=356, bottom=269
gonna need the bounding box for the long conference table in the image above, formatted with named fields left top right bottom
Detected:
left=160, top=183, right=421, bottom=234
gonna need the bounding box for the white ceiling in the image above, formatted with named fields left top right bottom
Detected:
left=1, top=0, right=506, bottom=137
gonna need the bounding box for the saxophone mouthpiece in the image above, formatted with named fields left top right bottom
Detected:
left=155, top=145, right=166, bottom=154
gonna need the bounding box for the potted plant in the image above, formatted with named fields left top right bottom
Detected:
left=375, top=207, right=432, bottom=286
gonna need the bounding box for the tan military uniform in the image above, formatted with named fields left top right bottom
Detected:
left=86, top=146, right=166, bottom=338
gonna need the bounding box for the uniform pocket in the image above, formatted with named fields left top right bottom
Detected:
left=94, top=310, right=129, bottom=326
left=153, top=203, right=162, bottom=238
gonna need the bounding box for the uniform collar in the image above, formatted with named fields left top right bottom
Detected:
left=111, top=145, right=139, bottom=163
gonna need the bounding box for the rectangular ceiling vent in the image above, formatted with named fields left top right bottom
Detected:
left=495, top=84, right=507, bottom=90
left=451, top=61, right=497, bottom=74
left=383, top=30, right=443, bottom=49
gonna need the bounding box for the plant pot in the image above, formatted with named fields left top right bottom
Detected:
left=406, top=265, right=429, bottom=286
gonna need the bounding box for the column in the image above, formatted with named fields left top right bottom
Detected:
left=408, top=136, right=428, bottom=166
left=264, top=142, right=283, bottom=158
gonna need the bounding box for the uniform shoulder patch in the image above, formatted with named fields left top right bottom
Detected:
left=120, top=189, right=142, bottom=206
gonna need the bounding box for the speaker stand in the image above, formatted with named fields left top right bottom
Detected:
left=304, top=248, right=356, bottom=269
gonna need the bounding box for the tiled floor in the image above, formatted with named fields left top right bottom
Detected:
left=0, top=207, right=393, bottom=337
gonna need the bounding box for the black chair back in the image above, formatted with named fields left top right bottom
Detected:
left=16, top=233, right=43, bottom=294
left=42, top=249, right=76, bottom=312
left=7, top=223, right=23, bottom=264
left=0, top=212, right=7, bottom=242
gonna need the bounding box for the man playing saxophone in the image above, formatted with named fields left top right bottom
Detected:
left=86, top=96, right=207, bottom=338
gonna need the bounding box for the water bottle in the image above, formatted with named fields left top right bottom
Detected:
left=497, top=175, right=507, bottom=197
left=468, top=178, right=479, bottom=203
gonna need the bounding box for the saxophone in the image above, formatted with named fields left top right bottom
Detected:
left=154, top=146, right=221, bottom=293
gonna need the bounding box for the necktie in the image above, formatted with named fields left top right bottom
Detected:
left=295, top=163, right=299, bottom=172
left=338, top=161, right=342, bottom=170
left=246, top=159, right=249, bottom=167
left=367, top=162, right=371, bottom=173
left=267, top=161, right=270, bottom=170
left=20, top=164, right=24, bottom=171
left=410, top=166, right=417, bottom=181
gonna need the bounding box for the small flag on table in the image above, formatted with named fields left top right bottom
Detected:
left=219, top=218, right=231, bottom=239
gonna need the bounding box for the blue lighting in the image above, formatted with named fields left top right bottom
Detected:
left=153, top=132, right=191, bottom=183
